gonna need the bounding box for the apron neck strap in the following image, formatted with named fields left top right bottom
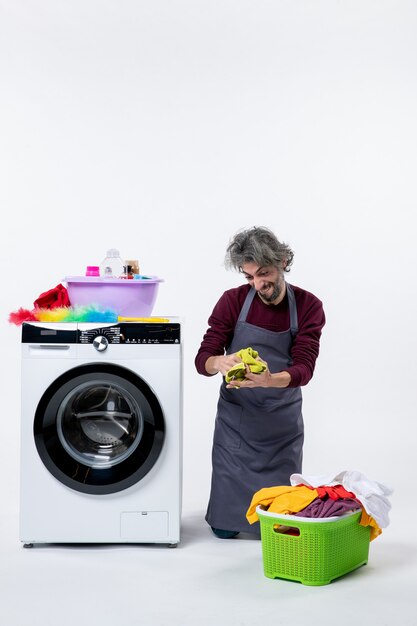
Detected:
left=238, top=283, right=299, bottom=336
left=237, top=288, right=257, bottom=322
left=286, top=283, right=299, bottom=337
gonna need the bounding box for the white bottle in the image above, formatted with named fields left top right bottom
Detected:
left=100, top=248, right=125, bottom=278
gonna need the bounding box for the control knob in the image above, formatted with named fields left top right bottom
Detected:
left=93, top=336, right=109, bottom=352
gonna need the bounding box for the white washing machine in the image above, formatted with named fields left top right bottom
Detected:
left=19, top=320, right=182, bottom=547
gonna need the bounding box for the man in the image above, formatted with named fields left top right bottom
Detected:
left=195, top=226, right=325, bottom=539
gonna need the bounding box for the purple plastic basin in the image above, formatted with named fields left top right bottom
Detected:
left=65, top=276, right=163, bottom=317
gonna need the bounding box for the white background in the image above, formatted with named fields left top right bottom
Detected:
left=0, top=2, right=416, bottom=624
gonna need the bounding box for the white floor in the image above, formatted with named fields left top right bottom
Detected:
left=1, top=499, right=416, bottom=626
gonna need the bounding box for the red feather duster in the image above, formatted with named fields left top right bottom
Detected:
left=8, top=308, right=38, bottom=325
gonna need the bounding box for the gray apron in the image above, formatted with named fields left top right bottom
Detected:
left=205, top=284, right=304, bottom=534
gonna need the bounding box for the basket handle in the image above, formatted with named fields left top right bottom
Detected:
left=272, top=523, right=301, bottom=537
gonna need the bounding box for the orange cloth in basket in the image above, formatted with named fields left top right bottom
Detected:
left=359, top=510, right=382, bottom=541
left=246, top=485, right=319, bottom=524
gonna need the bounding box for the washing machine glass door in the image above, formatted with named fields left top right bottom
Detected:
left=56, top=380, right=143, bottom=469
left=34, top=364, right=165, bottom=494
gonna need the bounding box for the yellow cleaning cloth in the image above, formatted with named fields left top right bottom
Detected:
left=225, top=347, right=267, bottom=383
left=246, top=485, right=319, bottom=524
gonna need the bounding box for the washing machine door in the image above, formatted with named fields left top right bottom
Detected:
left=34, top=364, right=165, bottom=494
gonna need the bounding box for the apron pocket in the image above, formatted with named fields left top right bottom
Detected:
left=213, top=402, right=242, bottom=449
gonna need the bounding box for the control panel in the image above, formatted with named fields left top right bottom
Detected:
left=22, top=322, right=181, bottom=344
left=78, top=323, right=180, bottom=344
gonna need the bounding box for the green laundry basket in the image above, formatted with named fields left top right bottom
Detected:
left=257, top=506, right=371, bottom=586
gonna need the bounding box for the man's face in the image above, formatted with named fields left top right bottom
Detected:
left=241, top=262, right=285, bottom=305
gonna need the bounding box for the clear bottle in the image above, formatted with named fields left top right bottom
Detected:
left=100, top=249, right=125, bottom=278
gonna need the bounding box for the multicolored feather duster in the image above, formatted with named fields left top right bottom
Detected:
left=9, top=305, right=118, bottom=325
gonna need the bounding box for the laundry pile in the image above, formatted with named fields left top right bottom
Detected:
left=246, top=470, right=393, bottom=541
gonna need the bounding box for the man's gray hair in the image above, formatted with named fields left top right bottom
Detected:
left=225, top=226, right=294, bottom=273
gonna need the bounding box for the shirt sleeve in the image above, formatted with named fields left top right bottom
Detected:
left=194, top=290, right=241, bottom=376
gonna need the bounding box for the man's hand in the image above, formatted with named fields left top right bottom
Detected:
left=205, top=353, right=242, bottom=376
left=226, top=362, right=291, bottom=389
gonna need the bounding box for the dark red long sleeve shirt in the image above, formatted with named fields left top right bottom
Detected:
left=194, top=283, right=325, bottom=388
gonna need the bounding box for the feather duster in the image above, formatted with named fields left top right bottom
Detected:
left=9, top=305, right=118, bottom=325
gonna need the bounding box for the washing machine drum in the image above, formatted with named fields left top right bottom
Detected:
left=34, top=364, right=165, bottom=494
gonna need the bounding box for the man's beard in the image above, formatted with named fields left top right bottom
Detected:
left=257, top=280, right=283, bottom=304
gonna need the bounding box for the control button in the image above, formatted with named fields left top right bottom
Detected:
left=93, top=336, right=108, bottom=352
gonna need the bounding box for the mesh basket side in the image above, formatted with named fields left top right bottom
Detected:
left=259, top=511, right=370, bottom=585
